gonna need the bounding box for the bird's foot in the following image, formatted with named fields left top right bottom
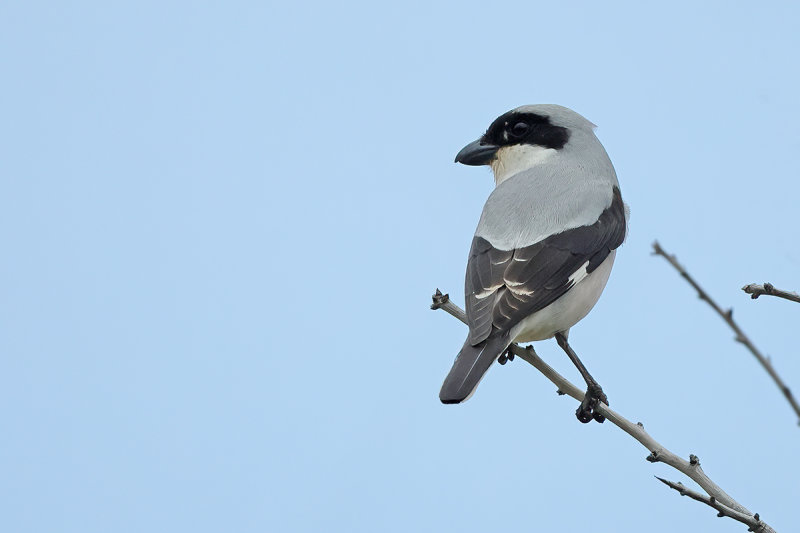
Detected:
left=576, top=384, right=608, bottom=424
left=497, top=347, right=515, bottom=365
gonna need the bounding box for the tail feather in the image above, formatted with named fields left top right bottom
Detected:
left=439, top=334, right=512, bottom=404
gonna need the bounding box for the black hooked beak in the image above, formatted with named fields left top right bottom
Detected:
left=454, top=139, right=499, bottom=166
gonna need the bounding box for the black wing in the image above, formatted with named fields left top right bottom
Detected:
left=465, top=186, right=626, bottom=345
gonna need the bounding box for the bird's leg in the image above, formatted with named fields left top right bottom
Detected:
left=554, top=332, right=608, bottom=424
left=497, top=347, right=515, bottom=365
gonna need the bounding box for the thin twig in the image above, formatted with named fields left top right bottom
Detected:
left=655, top=477, right=766, bottom=532
left=651, top=241, right=800, bottom=425
left=431, top=290, right=776, bottom=533
left=742, top=283, right=800, bottom=304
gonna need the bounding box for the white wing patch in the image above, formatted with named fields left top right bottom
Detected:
left=567, top=261, right=591, bottom=287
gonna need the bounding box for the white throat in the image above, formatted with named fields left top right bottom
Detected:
left=490, top=144, right=557, bottom=186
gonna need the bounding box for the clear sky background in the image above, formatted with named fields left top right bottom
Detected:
left=2, top=1, right=799, bottom=532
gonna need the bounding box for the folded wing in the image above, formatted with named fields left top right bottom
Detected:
left=466, top=186, right=626, bottom=346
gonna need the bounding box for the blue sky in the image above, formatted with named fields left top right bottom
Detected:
left=2, top=1, right=799, bottom=532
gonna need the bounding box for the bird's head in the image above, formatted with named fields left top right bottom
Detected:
left=455, top=104, right=597, bottom=185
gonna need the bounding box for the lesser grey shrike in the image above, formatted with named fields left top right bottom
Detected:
left=439, top=104, right=626, bottom=423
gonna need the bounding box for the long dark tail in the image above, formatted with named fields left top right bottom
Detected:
left=439, top=334, right=512, bottom=404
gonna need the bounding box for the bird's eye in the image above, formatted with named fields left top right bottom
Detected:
left=509, top=121, right=529, bottom=137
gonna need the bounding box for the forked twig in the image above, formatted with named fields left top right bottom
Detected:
left=431, top=289, right=775, bottom=532
left=651, top=242, right=800, bottom=425
left=656, top=477, right=767, bottom=532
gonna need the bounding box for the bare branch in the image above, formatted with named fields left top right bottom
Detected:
left=431, top=290, right=776, bottom=533
left=652, top=241, right=800, bottom=425
left=742, top=283, right=800, bottom=304
left=655, top=477, right=767, bottom=532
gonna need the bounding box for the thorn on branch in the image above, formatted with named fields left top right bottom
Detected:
left=655, top=476, right=687, bottom=496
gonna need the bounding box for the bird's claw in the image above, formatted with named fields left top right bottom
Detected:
left=497, top=348, right=515, bottom=365
left=576, top=385, right=608, bottom=424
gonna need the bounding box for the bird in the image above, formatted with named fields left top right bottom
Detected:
left=439, top=104, right=626, bottom=423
